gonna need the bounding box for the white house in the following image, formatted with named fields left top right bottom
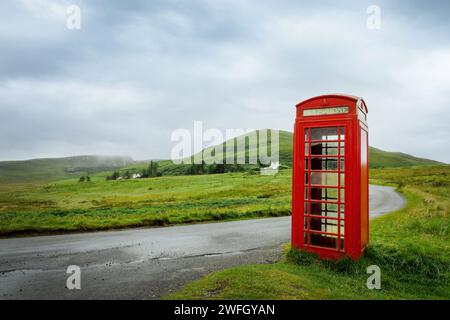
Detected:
left=260, top=161, right=280, bottom=176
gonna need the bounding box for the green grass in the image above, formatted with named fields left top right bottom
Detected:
left=0, top=170, right=292, bottom=236
left=1, top=160, right=448, bottom=299
left=167, top=166, right=450, bottom=300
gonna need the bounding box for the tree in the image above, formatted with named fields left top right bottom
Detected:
left=79, top=176, right=85, bottom=183
left=201, top=160, right=206, bottom=174
left=189, top=163, right=206, bottom=175
left=86, top=176, right=91, bottom=182
left=106, top=171, right=120, bottom=181
left=208, top=164, right=216, bottom=174
left=215, top=164, right=225, bottom=174
left=124, top=170, right=131, bottom=179
left=148, top=161, right=159, bottom=177
left=112, top=171, right=120, bottom=180
left=153, top=161, right=159, bottom=177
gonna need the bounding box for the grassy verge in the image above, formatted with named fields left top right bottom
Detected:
left=168, top=166, right=450, bottom=300
left=0, top=170, right=291, bottom=236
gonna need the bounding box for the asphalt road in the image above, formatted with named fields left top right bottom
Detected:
left=0, top=185, right=404, bottom=300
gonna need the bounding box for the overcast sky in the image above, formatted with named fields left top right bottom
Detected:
left=1, top=0, right=449, bottom=162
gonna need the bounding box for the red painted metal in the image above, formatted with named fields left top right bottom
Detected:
left=292, top=94, right=369, bottom=260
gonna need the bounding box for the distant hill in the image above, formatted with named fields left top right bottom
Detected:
left=369, top=147, right=442, bottom=168
left=0, top=155, right=135, bottom=184
left=153, top=130, right=443, bottom=174
left=149, top=130, right=292, bottom=176
left=1, top=131, right=443, bottom=183
left=198, top=129, right=293, bottom=167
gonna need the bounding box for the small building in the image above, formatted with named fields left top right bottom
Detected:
left=260, top=161, right=280, bottom=176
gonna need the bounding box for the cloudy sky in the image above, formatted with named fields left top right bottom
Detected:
left=1, top=0, right=449, bottom=162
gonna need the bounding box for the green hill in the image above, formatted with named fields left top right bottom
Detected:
left=151, top=130, right=442, bottom=174
left=198, top=129, right=293, bottom=167
left=148, top=130, right=292, bottom=176
left=0, top=155, right=134, bottom=184
left=369, top=147, right=442, bottom=168
left=0, top=130, right=443, bottom=184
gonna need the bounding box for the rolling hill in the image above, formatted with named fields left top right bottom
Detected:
left=146, top=130, right=442, bottom=174
left=0, top=155, right=135, bottom=184
left=0, top=130, right=443, bottom=184
left=369, top=147, right=443, bottom=168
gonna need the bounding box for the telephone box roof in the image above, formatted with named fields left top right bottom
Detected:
left=296, top=94, right=368, bottom=113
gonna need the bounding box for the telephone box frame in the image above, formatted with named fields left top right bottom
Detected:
left=292, top=94, right=369, bottom=260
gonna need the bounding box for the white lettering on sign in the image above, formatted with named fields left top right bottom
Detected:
left=303, top=106, right=349, bottom=117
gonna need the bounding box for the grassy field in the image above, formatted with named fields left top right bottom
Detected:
left=1, top=162, right=448, bottom=299
left=168, top=166, right=450, bottom=300
left=0, top=170, right=291, bottom=236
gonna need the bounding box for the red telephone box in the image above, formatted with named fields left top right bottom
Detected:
left=292, top=94, right=369, bottom=260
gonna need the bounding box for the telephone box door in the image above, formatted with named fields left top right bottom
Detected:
left=300, top=123, right=349, bottom=255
